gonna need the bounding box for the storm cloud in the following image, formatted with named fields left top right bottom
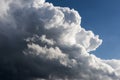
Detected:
left=0, top=0, right=120, bottom=80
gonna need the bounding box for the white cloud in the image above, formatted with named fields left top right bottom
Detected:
left=40, top=35, right=56, bottom=45
left=0, top=0, right=120, bottom=80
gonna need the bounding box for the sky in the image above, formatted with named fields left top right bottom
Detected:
left=46, top=0, right=120, bottom=59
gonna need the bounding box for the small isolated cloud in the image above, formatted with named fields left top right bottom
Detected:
left=0, top=0, right=120, bottom=80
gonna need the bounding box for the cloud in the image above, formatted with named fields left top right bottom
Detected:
left=0, top=0, right=120, bottom=80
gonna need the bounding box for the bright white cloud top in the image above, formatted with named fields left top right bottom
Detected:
left=0, top=0, right=120, bottom=80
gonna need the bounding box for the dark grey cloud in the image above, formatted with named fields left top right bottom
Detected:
left=0, top=0, right=120, bottom=80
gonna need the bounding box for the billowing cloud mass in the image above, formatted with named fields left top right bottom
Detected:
left=0, top=0, right=120, bottom=80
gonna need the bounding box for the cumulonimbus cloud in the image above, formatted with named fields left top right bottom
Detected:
left=0, top=0, right=120, bottom=80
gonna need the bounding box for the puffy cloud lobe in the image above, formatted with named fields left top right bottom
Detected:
left=76, top=28, right=102, bottom=52
left=0, top=0, right=120, bottom=80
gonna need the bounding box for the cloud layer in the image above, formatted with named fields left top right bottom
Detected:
left=0, top=0, right=120, bottom=80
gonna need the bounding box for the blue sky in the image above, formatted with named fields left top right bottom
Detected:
left=46, top=0, right=120, bottom=59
